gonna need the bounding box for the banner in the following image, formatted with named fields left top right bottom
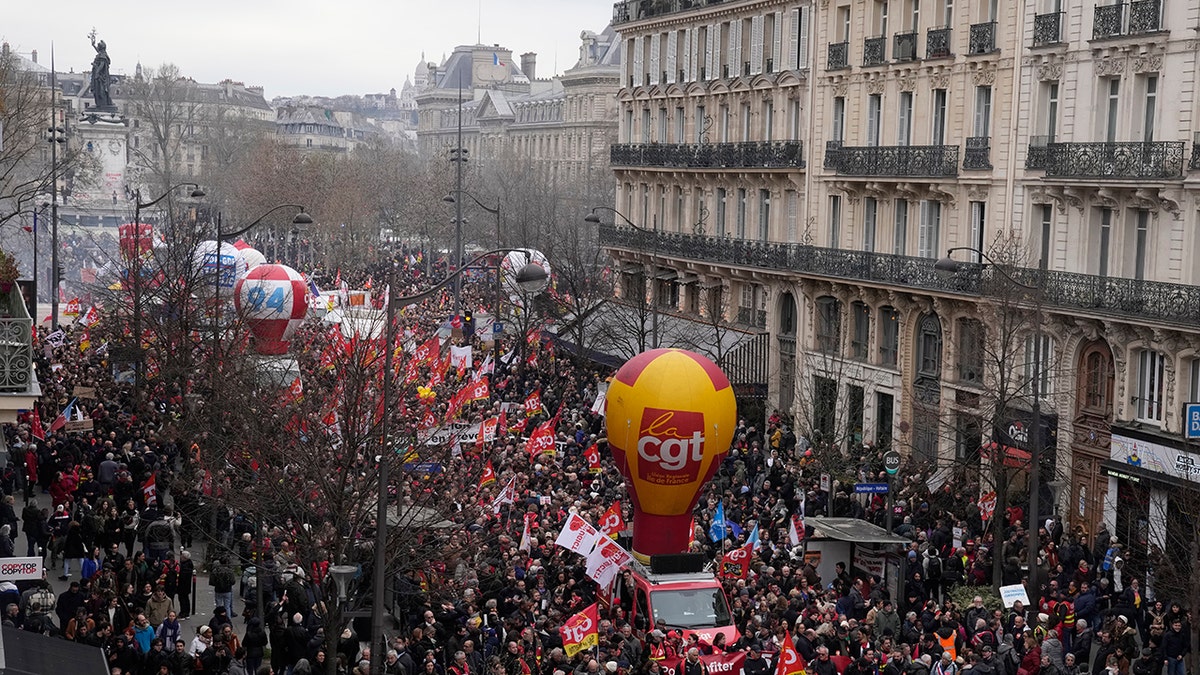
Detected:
left=720, top=542, right=753, bottom=579
left=559, top=603, right=599, bottom=657
left=478, top=417, right=499, bottom=446
left=659, top=653, right=746, bottom=675
left=64, top=297, right=81, bottom=317
left=585, top=536, right=633, bottom=588
left=490, top=476, right=517, bottom=515
left=555, top=512, right=600, bottom=556
left=851, top=549, right=884, bottom=578
left=978, top=491, right=997, bottom=522
left=591, top=381, right=608, bottom=416
left=450, top=344, right=473, bottom=373
left=599, top=502, right=626, bottom=539
left=0, top=557, right=45, bottom=582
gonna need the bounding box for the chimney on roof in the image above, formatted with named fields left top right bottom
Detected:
left=31, top=49, right=37, bottom=64
left=521, top=53, right=537, bottom=81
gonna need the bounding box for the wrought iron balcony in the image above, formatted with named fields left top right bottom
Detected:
left=969, top=21, right=998, bottom=54
left=1093, top=3, right=1125, bottom=39
left=1026, top=135, right=1054, bottom=170
left=863, top=36, right=888, bottom=66
left=599, top=223, right=1200, bottom=328
left=824, top=140, right=844, bottom=170
left=1033, top=12, right=1064, bottom=46
left=1043, top=141, right=1184, bottom=179
left=964, top=137, right=992, bottom=170
left=926, top=27, right=953, bottom=59
left=829, top=144, right=960, bottom=177
left=894, top=32, right=919, bottom=61
left=828, top=41, right=850, bottom=70
left=1192, top=132, right=1200, bottom=171
left=1128, top=0, right=1162, bottom=33
left=612, top=0, right=724, bottom=25
left=0, top=295, right=34, bottom=394
left=610, top=141, right=806, bottom=169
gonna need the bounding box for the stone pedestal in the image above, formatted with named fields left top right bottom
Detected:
left=74, top=111, right=129, bottom=208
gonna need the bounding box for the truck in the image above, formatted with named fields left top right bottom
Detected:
left=608, top=554, right=739, bottom=645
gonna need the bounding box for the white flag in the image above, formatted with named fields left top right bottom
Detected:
left=519, top=516, right=532, bottom=553
left=788, top=514, right=805, bottom=547
left=555, top=512, right=601, bottom=556
left=490, top=475, right=517, bottom=515
left=585, top=536, right=633, bottom=588
left=590, top=381, right=609, bottom=417
left=450, top=345, right=473, bottom=372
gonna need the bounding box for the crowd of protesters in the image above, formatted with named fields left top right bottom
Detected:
left=0, top=241, right=1192, bottom=675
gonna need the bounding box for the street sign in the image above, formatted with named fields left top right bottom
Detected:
left=493, top=322, right=504, bottom=334
left=1186, top=402, right=1200, bottom=440
left=883, top=450, right=901, bottom=475
left=820, top=473, right=831, bottom=492
left=854, top=483, right=890, bottom=494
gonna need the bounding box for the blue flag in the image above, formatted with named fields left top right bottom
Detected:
left=747, top=523, right=761, bottom=551
left=708, top=502, right=726, bottom=542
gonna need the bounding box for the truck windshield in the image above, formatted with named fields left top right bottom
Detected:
left=650, top=588, right=733, bottom=629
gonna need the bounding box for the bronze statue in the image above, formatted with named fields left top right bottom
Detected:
left=89, top=30, right=113, bottom=110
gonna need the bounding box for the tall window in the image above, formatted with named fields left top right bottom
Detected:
left=742, top=103, right=753, bottom=141
left=720, top=104, right=730, bottom=142
left=1044, top=81, right=1059, bottom=140
left=763, top=101, right=775, bottom=141
left=625, top=109, right=635, bottom=143
left=876, top=392, right=895, bottom=449
left=867, top=94, right=883, bottom=146
left=675, top=106, right=685, bottom=142
left=917, top=200, right=941, bottom=259
left=788, top=99, right=802, bottom=139
left=785, top=190, right=798, bottom=241
left=1140, top=74, right=1157, bottom=142
left=641, top=109, right=651, bottom=143
left=879, top=306, right=899, bottom=367
left=931, top=89, right=948, bottom=144
left=1098, top=207, right=1112, bottom=277
left=969, top=201, right=985, bottom=262
left=1133, top=209, right=1149, bottom=280
left=918, top=315, right=943, bottom=377
left=1189, top=357, right=1200, bottom=404
left=1039, top=205, right=1053, bottom=270
left=957, top=318, right=984, bottom=384
left=974, top=86, right=992, bottom=137
left=851, top=302, right=871, bottom=360
left=863, top=197, right=878, bottom=252
left=1105, top=78, right=1120, bottom=143
left=758, top=189, right=771, bottom=242
left=716, top=188, right=727, bottom=236
left=839, top=6, right=852, bottom=40
left=1025, top=334, right=1056, bottom=401
left=1083, top=349, right=1110, bottom=411
left=898, top=91, right=913, bottom=146
left=830, top=195, right=842, bottom=248
left=1135, top=349, right=1165, bottom=424
left=893, top=199, right=909, bottom=255
left=832, top=97, right=846, bottom=142
left=658, top=108, right=668, bottom=141
left=736, top=188, right=747, bottom=238
left=675, top=186, right=685, bottom=231
left=816, top=297, right=842, bottom=353
left=695, top=105, right=706, bottom=143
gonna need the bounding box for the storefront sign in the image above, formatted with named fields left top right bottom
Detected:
left=1111, top=433, right=1200, bottom=485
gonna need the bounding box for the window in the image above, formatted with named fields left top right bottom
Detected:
left=763, top=101, right=775, bottom=141
left=898, top=92, right=913, bottom=145
left=1044, top=82, right=1059, bottom=140
left=736, top=188, right=747, bottom=238
left=758, top=189, right=771, bottom=241
left=742, top=103, right=752, bottom=141
left=867, top=94, right=882, bottom=146
left=658, top=108, right=668, bottom=141
left=1098, top=207, right=1112, bottom=277
left=1039, top=205, right=1053, bottom=270
left=969, top=201, right=985, bottom=262
left=707, top=286, right=724, bottom=321
left=913, top=408, right=939, bottom=465
left=918, top=314, right=943, bottom=376
left=893, top=199, right=909, bottom=255
left=1140, top=74, right=1157, bottom=142
left=716, top=188, right=727, bottom=236
left=720, top=105, right=730, bottom=142
left=851, top=302, right=871, bottom=360
left=642, top=109, right=652, bottom=143
left=1135, top=348, right=1165, bottom=424
left=788, top=99, right=802, bottom=139
left=1189, top=357, right=1200, bottom=404
left=956, top=318, right=984, bottom=384
left=931, top=89, right=947, bottom=144
left=876, top=392, right=895, bottom=449
left=675, top=106, right=685, bottom=142
left=1105, top=78, right=1120, bottom=143
left=1083, top=349, right=1111, bottom=411
left=839, top=6, right=852, bottom=40
left=695, top=105, right=706, bottom=143
left=641, top=184, right=650, bottom=226
left=877, top=0, right=890, bottom=34
left=830, top=195, right=842, bottom=248
left=816, top=296, right=842, bottom=353
left=1024, top=334, right=1055, bottom=401
left=879, top=306, right=899, bottom=367
left=849, top=385, right=866, bottom=445
left=956, top=415, right=982, bottom=464
left=1133, top=209, right=1149, bottom=280
left=974, top=86, right=992, bottom=137
left=675, top=186, right=685, bottom=231
left=942, top=0, right=953, bottom=25
left=786, top=189, right=798, bottom=241
left=863, top=197, right=878, bottom=252
left=917, top=200, right=941, bottom=259
left=813, top=376, right=838, bottom=442
left=832, top=97, right=846, bottom=141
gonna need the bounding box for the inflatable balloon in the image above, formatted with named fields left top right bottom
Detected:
left=194, top=240, right=241, bottom=297
left=605, top=348, right=737, bottom=562
left=499, top=248, right=550, bottom=297
left=234, top=247, right=267, bottom=276
left=233, top=264, right=309, bottom=355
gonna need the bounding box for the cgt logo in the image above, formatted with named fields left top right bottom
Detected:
left=637, top=408, right=706, bottom=483
left=562, top=615, right=594, bottom=643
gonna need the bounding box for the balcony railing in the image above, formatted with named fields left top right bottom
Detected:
left=0, top=314, right=34, bottom=394
left=612, top=0, right=726, bottom=25
left=969, top=21, right=998, bottom=54
left=894, top=32, right=919, bottom=61
left=964, top=136, right=992, bottom=170
left=610, top=141, right=805, bottom=169
left=1093, top=3, right=1125, bottom=39
left=926, top=27, right=953, bottom=59
left=828, top=41, right=850, bottom=70
left=1128, top=0, right=1162, bottom=33
left=828, top=144, right=960, bottom=177
left=1033, top=12, right=1064, bottom=46
left=1043, top=141, right=1184, bottom=179
left=824, top=140, right=844, bottom=169
left=1026, top=135, right=1054, bottom=170
left=599, top=224, right=1200, bottom=328
left=1192, top=132, right=1200, bottom=171
left=863, top=36, right=888, bottom=66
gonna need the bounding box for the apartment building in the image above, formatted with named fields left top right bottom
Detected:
left=604, top=0, right=1200, bottom=588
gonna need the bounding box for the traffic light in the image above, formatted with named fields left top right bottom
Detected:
left=55, top=264, right=66, bottom=286
left=463, top=310, right=475, bottom=338
left=449, top=147, right=469, bottom=164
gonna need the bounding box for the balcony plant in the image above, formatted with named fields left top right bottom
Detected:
left=0, top=248, right=19, bottom=294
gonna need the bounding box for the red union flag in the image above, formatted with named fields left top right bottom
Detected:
left=414, top=336, right=439, bottom=365
left=477, top=417, right=499, bottom=446
left=64, top=298, right=81, bottom=317
left=599, top=502, right=626, bottom=539
left=466, top=376, right=489, bottom=402
left=721, top=542, right=753, bottom=579
left=524, top=389, right=543, bottom=416
left=636, top=408, right=706, bottom=485
left=978, top=491, right=997, bottom=521
left=525, top=419, right=556, bottom=458
left=776, top=632, right=807, bottom=675
left=554, top=512, right=600, bottom=555
left=560, top=603, right=599, bottom=657
left=584, top=443, right=602, bottom=474
left=479, top=460, right=496, bottom=487
left=585, top=536, right=632, bottom=588
left=142, top=474, right=158, bottom=507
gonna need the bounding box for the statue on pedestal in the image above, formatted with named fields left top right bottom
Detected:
left=89, top=30, right=113, bottom=111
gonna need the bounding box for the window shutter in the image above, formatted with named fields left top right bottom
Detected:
left=649, top=34, right=661, bottom=85
left=666, top=30, right=678, bottom=84
left=788, top=8, right=800, bottom=70
left=730, top=20, right=742, bottom=76
left=681, top=28, right=692, bottom=83
left=773, top=11, right=783, bottom=72
left=708, top=24, right=719, bottom=78
left=632, top=36, right=644, bottom=86
left=690, top=27, right=700, bottom=81
left=797, top=7, right=810, bottom=70
left=751, top=15, right=764, bottom=75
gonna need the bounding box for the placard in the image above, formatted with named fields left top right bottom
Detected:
left=0, top=557, right=44, bottom=582
left=999, top=584, right=1030, bottom=608
left=73, top=386, right=97, bottom=400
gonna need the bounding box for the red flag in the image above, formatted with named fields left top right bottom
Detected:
left=788, top=514, right=806, bottom=547
left=414, top=336, right=440, bottom=365
left=48, top=398, right=77, bottom=433
left=30, top=408, right=45, bottom=441
left=525, top=419, right=556, bottom=458
left=559, top=603, right=599, bottom=657
left=523, top=389, right=543, bottom=417
left=479, top=460, right=497, bottom=487
left=584, top=442, right=602, bottom=474
left=282, top=377, right=304, bottom=404
left=510, top=416, right=529, bottom=435
left=498, top=410, right=508, bottom=436
left=776, top=632, right=807, bottom=675
left=599, top=502, right=626, bottom=538
left=720, top=542, right=753, bottom=579
left=477, top=417, right=499, bottom=446
left=142, top=474, right=158, bottom=506
left=429, top=353, right=450, bottom=387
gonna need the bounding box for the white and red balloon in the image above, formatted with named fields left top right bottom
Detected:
left=234, top=247, right=267, bottom=276
left=233, top=264, right=309, bottom=355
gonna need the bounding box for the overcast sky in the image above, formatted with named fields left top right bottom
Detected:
left=3, top=0, right=614, bottom=98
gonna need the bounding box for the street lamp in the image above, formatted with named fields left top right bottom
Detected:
left=935, top=246, right=1046, bottom=612
left=444, top=192, right=502, bottom=318
left=584, top=207, right=660, bottom=349
left=371, top=247, right=548, bottom=675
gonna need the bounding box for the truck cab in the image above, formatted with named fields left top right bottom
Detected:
left=610, top=556, right=738, bottom=645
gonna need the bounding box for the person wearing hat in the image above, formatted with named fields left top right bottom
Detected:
left=743, top=646, right=770, bottom=675
left=190, top=624, right=214, bottom=657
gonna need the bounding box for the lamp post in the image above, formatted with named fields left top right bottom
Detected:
left=443, top=192, right=501, bottom=318
left=934, top=246, right=1046, bottom=612
left=47, top=46, right=65, bottom=328
left=584, top=207, right=659, bottom=349
left=370, top=248, right=549, bottom=675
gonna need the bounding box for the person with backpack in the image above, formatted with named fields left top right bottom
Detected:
left=210, top=557, right=236, bottom=618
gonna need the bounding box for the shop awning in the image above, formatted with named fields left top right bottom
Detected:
left=807, top=517, right=911, bottom=545
left=980, top=441, right=1032, bottom=469
left=653, top=269, right=678, bottom=281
